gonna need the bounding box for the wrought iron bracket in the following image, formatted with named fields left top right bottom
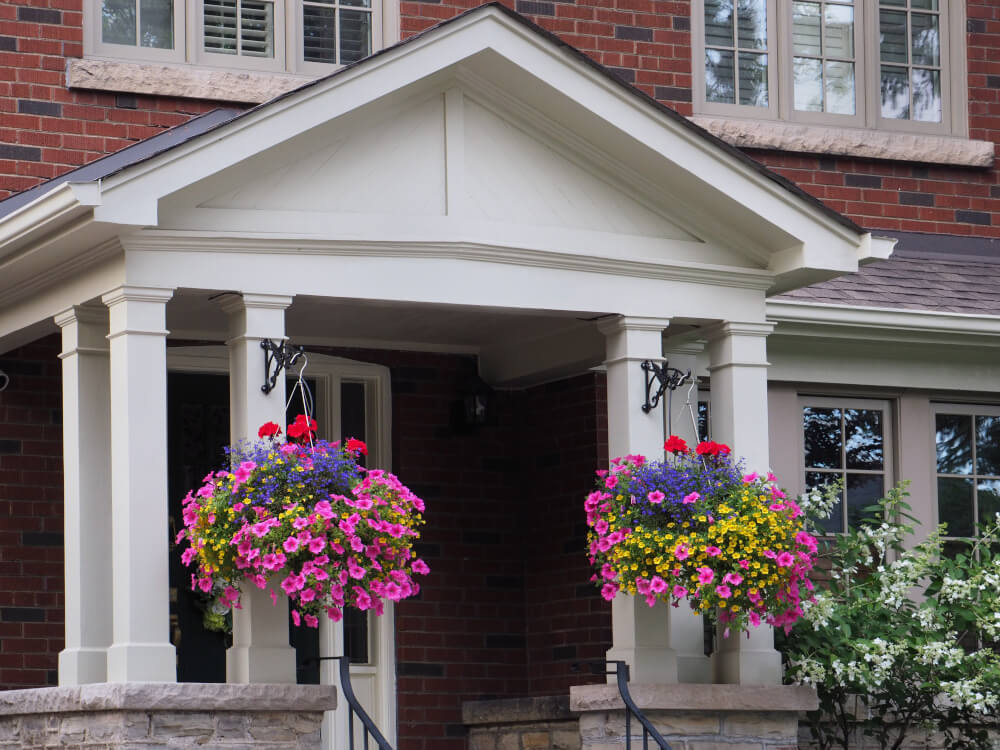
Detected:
left=640, top=360, right=691, bottom=414
left=260, top=338, right=304, bottom=395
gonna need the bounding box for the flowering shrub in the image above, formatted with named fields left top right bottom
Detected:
left=586, top=436, right=817, bottom=634
left=782, top=482, right=1000, bottom=750
left=177, top=418, right=430, bottom=630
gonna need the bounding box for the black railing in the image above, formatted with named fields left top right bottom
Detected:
left=310, top=655, right=395, bottom=750
left=575, top=661, right=674, bottom=750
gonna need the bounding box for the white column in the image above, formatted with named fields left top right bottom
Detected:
left=220, top=293, right=297, bottom=684
left=706, top=321, right=782, bottom=685
left=662, top=341, right=712, bottom=684
left=102, top=286, right=176, bottom=682
left=598, top=315, right=677, bottom=684
left=55, top=304, right=112, bottom=685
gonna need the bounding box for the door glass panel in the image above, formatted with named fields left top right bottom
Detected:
left=977, top=416, right=1000, bottom=476
left=978, top=480, right=1000, bottom=529
left=847, top=473, right=883, bottom=528
left=804, top=407, right=842, bottom=468
left=938, top=477, right=974, bottom=538
left=807, top=471, right=843, bottom=533
left=936, top=413, right=972, bottom=474
left=845, top=409, right=883, bottom=470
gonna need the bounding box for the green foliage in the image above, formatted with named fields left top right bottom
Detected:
left=780, top=482, right=1000, bottom=750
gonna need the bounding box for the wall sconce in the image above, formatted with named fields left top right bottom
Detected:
left=462, top=375, right=493, bottom=428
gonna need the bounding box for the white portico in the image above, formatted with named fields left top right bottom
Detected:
left=0, top=2, right=893, bottom=727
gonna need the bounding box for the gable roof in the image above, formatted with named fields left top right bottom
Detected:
left=0, top=3, right=861, bottom=236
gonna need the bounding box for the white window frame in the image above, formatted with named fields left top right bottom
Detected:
left=799, top=395, right=894, bottom=533
left=692, top=0, right=968, bottom=137
left=931, top=402, right=1000, bottom=540
left=84, top=0, right=394, bottom=76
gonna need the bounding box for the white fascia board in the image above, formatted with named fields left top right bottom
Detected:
left=0, top=182, right=101, bottom=259
left=767, top=299, right=1000, bottom=344
left=859, top=234, right=897, bottom=265
left=93, top=6, right=864, bottom=273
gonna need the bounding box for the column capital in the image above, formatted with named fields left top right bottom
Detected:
left=54, top=302, right=107, bottom=329
left=101, top=286, right=174, bottom=308
left=216, top=293, right=294, bottom=315
left=702, top=320, right=775, bottom=341
left=596, top=315, right=671, bottom=337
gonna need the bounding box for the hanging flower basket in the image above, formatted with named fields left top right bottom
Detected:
left=177, top=415, right=430, bottom=630
left=586, top=436, right=817, bottom=635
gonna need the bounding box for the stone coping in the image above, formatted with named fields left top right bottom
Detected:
left=0, top=683, right=337, bottom=716
left=462, top=695, right=575, bottom=725
left=570, top=684, right=818, bottom=713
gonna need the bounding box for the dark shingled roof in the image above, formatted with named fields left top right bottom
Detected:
left=777, top=231, right=1000, bottom=316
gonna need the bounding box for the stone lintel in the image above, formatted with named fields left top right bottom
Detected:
left=569, top=683, right=818, bottom=713
left=691, top=115, right=996, bottom=168
left=462, top=695, right=575, bottom=726
left=0, top=682, right=337, bottom=716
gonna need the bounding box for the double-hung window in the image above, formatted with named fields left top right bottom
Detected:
left=801, top=397, right=892, bottom=534
left=90, top=0, right=383, bottom=74
left=933, top=404, right=1000, bottom=546
left=694, top=0, right=963, bottom=135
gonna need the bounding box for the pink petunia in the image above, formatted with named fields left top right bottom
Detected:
left=304, top=614, right=319, bottom=628
left=715, top=584, right=732, bottom=599
left=308, top=537, right=326, bottom=554
left=776, top=551, right=794, bottom=567
left=749, top=611, right=761, bottom=627
left=601, top=583, right=619, bottom=601
left=706, top=546, right=721, bottom=557
left=291, top=609, right=301, bottom=626
left=283, top=536, right=300, bottom=553
left=697, top=567, right=715, bottom=585
left=674, top=543, right=690, bottom=561
left=412, top=559, right=430, bottom=575
left=723, top=572, right=743, bottom=586
left=738, top=559, right=750, bottom=569
left=682, top=492, right=700, bottom=504
left=604, top=476, right=618, bottom=489
left=649, top=576, right=668, bottom=594
left=742, top=472, right=759, bottom=483
left=672, top=584, right=687, bottom=599
left=647, top=490, right=665, bottom=504
left=636, top=578, right=651, bottom=595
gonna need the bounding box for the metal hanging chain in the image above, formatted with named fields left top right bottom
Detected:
left=666, top=374, right=701, bottom=442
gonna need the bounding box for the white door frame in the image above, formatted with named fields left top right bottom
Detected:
left=167, top=345, right=397, bottom=748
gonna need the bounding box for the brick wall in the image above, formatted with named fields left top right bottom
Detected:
left=0, top=335, right=64, bottom=690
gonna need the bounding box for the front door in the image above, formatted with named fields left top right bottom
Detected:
left=166, top=357, right=396, bottom=748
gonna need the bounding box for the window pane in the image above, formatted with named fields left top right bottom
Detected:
left=845, top=409, right=882, bottom=470
left=736, top=0, right=767, bottom=49
left=705, top=0, right=735, bottom=47
left=738, top=52, right=768, bottom=106
left=807, top=471, right=843, bottom=533
left=792, top=2, right=821, bottom=56
left=241, top=0, right=274, bottom=57
left=978, top=480, right=1000, bottom=530
left=204, top=0, right=238, bottom=53
left=139, top=0, right=172, bottom=48
left=880, top=65, right=909, bottom=118
left=977, top=416, right=1000, bottom=476
left=937, top=413, right=973, bottom=474
left=804, top=407, right=842, bottom=468
left=847, top=473, right=883, bottom=529
left=793, top=57, right=823, bottom=111
left=341, top=0, right=371, bottom=8
left=879, top=10, right=908, bottom=63
left=824, top=4, right=853, bottom=58
left=825, top=61, right=855, bottom=114
left=339, top=9, right=370, bottom=63
left=912, top=0, right=937, bottom=8
left=938, top=476, right=974, bottom=537
left=103, top=0, right=137, bottom=45
left=911, top=12, right=939, bottom=66
left=303, top=4, right=336, bottom=63
left=706, top=49, right=736, bottom=103
left=912, top=68, right=941, bottom=122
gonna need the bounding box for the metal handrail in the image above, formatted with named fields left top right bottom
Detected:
left=607, top=661, right=674, bottom=750
left=309, top=655, right=394, bottom=750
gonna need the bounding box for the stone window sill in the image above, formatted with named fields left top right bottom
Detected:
left=67, top=58, right=316, bottom=105
left=690, top=115, right=995, bottom=168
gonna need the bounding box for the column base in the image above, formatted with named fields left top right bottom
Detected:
left=227, top=646, right=298, bottom=684
left=106, top=642, right=177, bottom=683
left=606, top=646, right=678, bottom=685
left=713, top=626, right=782, bottom=685
left=58, top=647, right=107, bottom=686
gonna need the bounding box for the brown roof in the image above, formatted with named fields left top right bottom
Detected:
left=777, top=231, right=1000, bottom=315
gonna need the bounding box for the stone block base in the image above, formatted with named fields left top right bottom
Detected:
left=463, top=695, right=582, bottom=750
left=0, top=682, right=336, bottom=749
left=570, top=683, right=817, bottom=750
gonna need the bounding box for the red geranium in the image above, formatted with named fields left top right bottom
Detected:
left=664, top=435, right=688, bottom=454
left=286, top=414, right=318, bottom=441
left=695, top=440, right=731, bottom=456
left=345, top=438, right=368, bottom=456
left=258, top=421, right=282, bottom=439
